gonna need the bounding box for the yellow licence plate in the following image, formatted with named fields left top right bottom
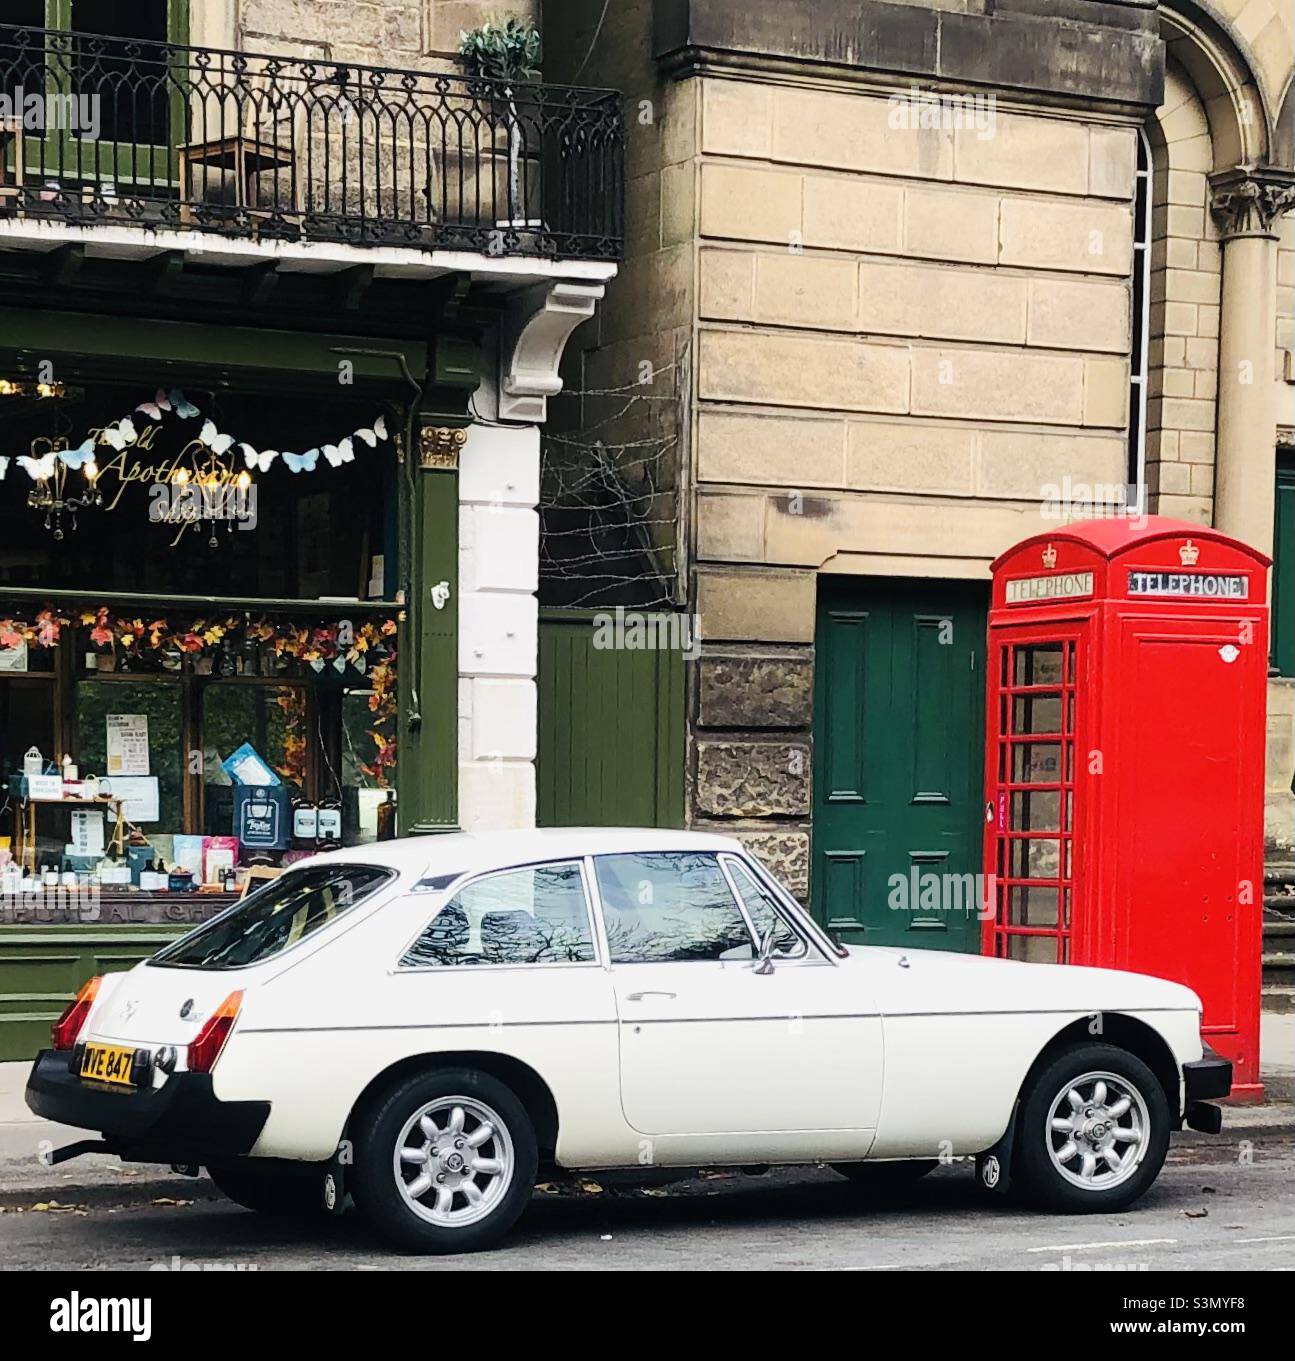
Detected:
left=79, top=1043, right=136, bottom=1088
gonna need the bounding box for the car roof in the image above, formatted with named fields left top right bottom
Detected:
left=295, top=827, right=747, bottom=880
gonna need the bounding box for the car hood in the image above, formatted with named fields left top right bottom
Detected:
left=840, top=945, right=1202, bottom=1017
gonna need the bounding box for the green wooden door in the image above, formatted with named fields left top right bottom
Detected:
left=812, top=577, right=987, bottom=951
left=537, top=611, right=684, bottom=827
left=1273, top=453, right=1294, bottom=679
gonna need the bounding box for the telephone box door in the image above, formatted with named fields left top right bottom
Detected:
left=984, top=627, right=1085, bottom=965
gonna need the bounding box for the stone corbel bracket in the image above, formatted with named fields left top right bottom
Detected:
left=498, top=280, right=605, bottom=424
left=1208, top=164, right=1295, bottom=238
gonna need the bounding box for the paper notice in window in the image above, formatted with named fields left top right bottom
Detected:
left=106, top=714, right=150, bottom=776
left=103, top=776, right=160, bottom=825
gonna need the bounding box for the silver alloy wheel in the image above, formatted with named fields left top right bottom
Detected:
left=393, top=1096, right=515, bottom=1228
left=1045, top=1069, right=1152, bottom=1191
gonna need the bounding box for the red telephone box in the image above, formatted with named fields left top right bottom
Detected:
left=983, top=517, right=1269, bottom=1099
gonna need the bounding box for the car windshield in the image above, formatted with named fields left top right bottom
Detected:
left=151, top=863, right=395, bottom=970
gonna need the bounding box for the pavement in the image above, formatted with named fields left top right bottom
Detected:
left=0, top=1012, right=1290, bottom=1269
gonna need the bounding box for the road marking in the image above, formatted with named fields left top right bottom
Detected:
left=1027, top=1238, right=1177, bottom=1253
left=1233, top=1234, right=1295, bottom=1244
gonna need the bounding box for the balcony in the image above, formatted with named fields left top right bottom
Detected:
left=0, top=24, right=624, bottom=263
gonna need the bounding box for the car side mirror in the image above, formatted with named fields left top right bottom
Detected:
left=752, top=925, right=777, bottom=975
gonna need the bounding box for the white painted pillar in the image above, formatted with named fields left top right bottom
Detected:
left=454, top=278, right=607, bottom=831
left=457, top=420, right=540, bottom=832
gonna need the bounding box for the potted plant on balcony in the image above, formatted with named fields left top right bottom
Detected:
left=458, top=16, right=541, bottom=231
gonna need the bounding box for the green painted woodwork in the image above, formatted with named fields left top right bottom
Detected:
left=397, top=461, right=459, bottom=833
left=0, top=925, right=184, bottom=1062
left=1274, top=454, right=1294, bottom=679
left=0, top=306, right=428, bottom=393
left=21, top=1, right=191, bottom=188
left=536, top=610, right=684, bottom=828
left=812, top=577, right=987, bottom=952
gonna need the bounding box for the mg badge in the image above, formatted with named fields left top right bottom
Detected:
left=980, top=1154, right=1001, bottom=1189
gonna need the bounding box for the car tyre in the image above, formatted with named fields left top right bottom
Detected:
left=1014, top=1042, right=1170, bottom=1214
left=207, top=1159, right=326, bottom=1217
left=831, top=1159, right=937, bottom=1193
left=353, top=1066, right=538, bottom=1254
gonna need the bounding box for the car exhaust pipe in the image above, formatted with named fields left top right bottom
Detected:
left=47, top=1138, right=114, bottom=1165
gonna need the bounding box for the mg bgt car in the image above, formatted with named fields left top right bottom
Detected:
left=27, top=829, right=1232, bottom=1253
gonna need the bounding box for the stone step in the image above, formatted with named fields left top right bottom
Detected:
left=1262, top=985, right=1295, bottom=1014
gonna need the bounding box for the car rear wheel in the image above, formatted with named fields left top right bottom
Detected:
left=1014, top=1042, right=1170, bottom=1214
left=207, top=1159, right=326, bottom=1217
left=352, top=1066, right=538, bottom=1254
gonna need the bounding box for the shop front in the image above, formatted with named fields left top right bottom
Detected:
left=0, top=319, right=449, bottom=1059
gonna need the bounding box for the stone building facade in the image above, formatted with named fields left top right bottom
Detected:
left=544, top=0, right=1295, bottom=921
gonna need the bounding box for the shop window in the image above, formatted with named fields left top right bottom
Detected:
left=341, top=686, right=397, bottom=845
left=75, top=677, right=184, bottom=831
left=0, top=675, right=56, bottom=778
left=201, top=684, right=308, bottom=836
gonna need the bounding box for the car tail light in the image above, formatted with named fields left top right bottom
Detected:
left=188, top=991, right=244, bottom=1075
left=51, top=976, right=101, bottom=1051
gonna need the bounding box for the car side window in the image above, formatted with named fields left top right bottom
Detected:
left=400, top=861, right=596, bottom=968
left=594, top=851, right=755, bottom=963
left=722, top=856, right=807, bottom=959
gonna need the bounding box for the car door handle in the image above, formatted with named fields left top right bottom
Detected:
left=625, top=990, right=677, bottom=1001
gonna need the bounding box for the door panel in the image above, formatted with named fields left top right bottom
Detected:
left=813, top=578, right=987, bottom=951
left=612, top=960, right=881, bottom=1149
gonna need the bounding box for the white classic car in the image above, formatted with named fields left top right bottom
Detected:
left=28, top=829, right=1231, bottom=1253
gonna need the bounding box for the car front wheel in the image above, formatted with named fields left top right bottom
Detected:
left=352, top=1067, right=538, bottom=1254
left=1014, top=1042, right=1170, bottom=1214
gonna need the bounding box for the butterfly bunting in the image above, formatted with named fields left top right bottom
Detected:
left=169, top=389, right=200, bottom=420
left=135, top=389, right=172, bottom=421
left=283, top=449, right=319, bottom=474
left=58, top=439, right=97, bottom=470
left=18, top=451, right=57, bottom=480
left=241, top=444, right=278, bottom=473
left=199, top=420, right=235, bottom=455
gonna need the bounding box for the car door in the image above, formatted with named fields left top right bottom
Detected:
left=592, top=850, right=882, bottom=1158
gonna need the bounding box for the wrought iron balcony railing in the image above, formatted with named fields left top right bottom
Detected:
left=0, top=24, right=623, bottom=261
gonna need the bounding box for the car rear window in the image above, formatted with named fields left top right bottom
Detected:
left=151, top=864, right=395, bottom=969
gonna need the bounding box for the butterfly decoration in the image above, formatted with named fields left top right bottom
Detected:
left=352, top=415, right=389, bottom=447
left=18, top=451, right=57, bottom=480
left=169, top=389, right=200, bottom=420
left=0, top=456, right=9, bottom=480
left=283, top=449, right=319, bottom=474
left=135, top=389, right=172, bottom=421
left=323, top=438, right=355, bottom=468
left=101, top=417, right=138, bottom=450
left=241, top=444, right=278, bottom=473
left=58, top=438, right=97, bottom=470
left=199, top=420, right=235, bottom=455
